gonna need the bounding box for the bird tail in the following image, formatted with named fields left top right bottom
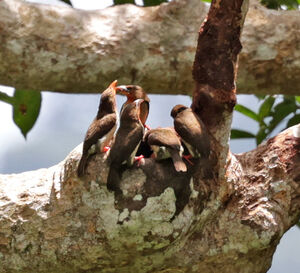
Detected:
left=171, top=150, right=187, bottom=172
left=107, top=164, right=121, bottom=193
left=77, top=155, right=88, bottom=177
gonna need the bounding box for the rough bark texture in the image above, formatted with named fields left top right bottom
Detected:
left=0, top=125, right=299, bottom=273
left=1, top=0, right=300, bottom=272
left=0, top=0, right=299, bottom=95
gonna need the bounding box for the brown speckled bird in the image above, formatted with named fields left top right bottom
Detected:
left=77, top=80, right=118, bottom=177
left=171, top=105, right=210, bottom=159
left=116, top=85, right=150, bottom=128
left=144, top=127, right=187, bottom=172
left=106, top=99, right=146, bottom=192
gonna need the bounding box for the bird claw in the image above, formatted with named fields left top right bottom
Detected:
left=103, top=146, right=111, bottom=153
left=183, top=154, right=194, bottom=165
left=134, top=155, right=145, bottom=166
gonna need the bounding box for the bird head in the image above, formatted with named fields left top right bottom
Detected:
left=97, top=80, right=118, bottom=115
left=109, top=80, right=118, bottom=92
left=102, top=80, right=118, bottom=97
left=116, top=85, right=150, bottom=103
left=170, top=104, right=188, bottom=118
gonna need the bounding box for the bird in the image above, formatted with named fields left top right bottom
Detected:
left=106, top=99, right=146, bottom=192
left=77, top=80, right=118, bottom=177
left=171, top=105, right=211, bottom=159
left=144, top=127, right=187, bottom=172
left=116, top=85, right=150, bottom=129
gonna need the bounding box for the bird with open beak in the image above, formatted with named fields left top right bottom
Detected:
left=144, top=127, right=187, bottom=172
left=116, top=85, right=150, bottom=129
left=171, top=105, right=210, bottom=159
left=77, top=80, right=118, bottom=177
left=106, top=99, right=146, bottom=192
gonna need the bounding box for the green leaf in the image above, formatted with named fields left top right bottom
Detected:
left=268, top=100, right=297, bottom=134
left=231, top=129, right=255, bottom=139
left=260, top=0, right=299, bottom=9
left=61, top=0, right=73, bottom=6
left=0, top=91, right=14, bottom=104
left=295, top=96, right=300, bottom=104
left=235, top=104, right=260, bottom=122
left=255, top=95, right=266, bottom=100
left=287, top=114, right=300, bottom=128
left=282, top=0, right=299, bottom=9
left=12, top=90, right=42, bottom=139
left=143, top=0, right=168, bottom=6
left=114, top=0, right=135, bottom=4
left=260, top=0, right=280, bottom=9
left=201, top=0, right=212, bottom=2
left=258, top=96, right=275, bottom=121
left=256, top=127, right=268, bottom=145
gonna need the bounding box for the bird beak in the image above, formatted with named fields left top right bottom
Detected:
left=109, top=80, right=118, bottom=88
left=109, top=80, right=118, bottom=94
left=116, top=85, right=129, bottom=95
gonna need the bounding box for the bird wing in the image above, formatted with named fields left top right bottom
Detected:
left=108, top=123, right=144, bottom=165
left=83, top=113, right=117, bottom=152
left=146, top=128, right=181, bottom=151
left=174, top=110, right=210, bottom=158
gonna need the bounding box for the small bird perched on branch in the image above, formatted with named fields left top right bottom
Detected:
left=144, top=127, right=187, bottom=172
left=116, top=85, right=150, bottom=129
left=77, top=80, right=118, bottom=177
left=106, top=99, right=146, bottom=192
left=171, top=104, right=210, bottom=159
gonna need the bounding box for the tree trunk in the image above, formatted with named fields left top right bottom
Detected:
left=0, top=0, right=300, bottom=272
left=0, top=0, right=299, bottom=95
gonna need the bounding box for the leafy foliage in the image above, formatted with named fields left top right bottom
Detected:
left=231, top=129, right=255, bottom=139
left=0, top=90, right=42, bottom=139
left=143, top=0, right=168, bottom=6
left=261, top=0, right=300, bottom=9
left=61, top=0, right=73, bottom=6
left=231, top=95, right=300, bottom=145
left=114, top=0, right=135, bottom=4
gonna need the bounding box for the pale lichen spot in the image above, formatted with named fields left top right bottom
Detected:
left=119, top=208, right=129, bottom=222
left=133, top=194, right=143, bottom=201
left=140, top=187, right=176, bottom=222
left=151, top=222, right=173, bottom=237
left=189, top=177, right=199, bottom=199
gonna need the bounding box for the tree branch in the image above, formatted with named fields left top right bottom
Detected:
left=1, top=1, right=300, bottom=272
left=0, top=125, right=299, bottom=272
left=0, top=0, right=299, bottom=95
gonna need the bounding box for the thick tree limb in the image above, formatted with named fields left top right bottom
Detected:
left=1, top=0, right=300, bottom=272
left=0, top=125, right=299, bottom=273
left=0, top=0, right=299, bottom=95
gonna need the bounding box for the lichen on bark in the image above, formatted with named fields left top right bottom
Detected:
left=0, top=0, right=300, bottom=272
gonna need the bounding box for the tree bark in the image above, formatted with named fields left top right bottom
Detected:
left=0, top=0, right=299, bottom=95
left=0, top=0, right=300, bottom=272
left=0, top=126, right=299, bottom=273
